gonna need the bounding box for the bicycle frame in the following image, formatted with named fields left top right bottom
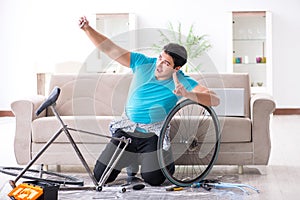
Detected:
left=10, top=87, right=132, bottom=191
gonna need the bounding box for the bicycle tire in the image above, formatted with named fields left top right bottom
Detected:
left=0, top=166, right=84, bottom=186
left=158, top=99, right=220, bottom=187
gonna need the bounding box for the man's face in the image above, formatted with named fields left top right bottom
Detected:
left=155, top=51, right=179, bottom=80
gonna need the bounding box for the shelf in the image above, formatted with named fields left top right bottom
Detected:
left=233, top=63, right=266, bottom=65
left=233, top=38, right=266, bottom=41
left=233, top=38, right=265, bottom=41
left=233, top=64, right=266, bottom=88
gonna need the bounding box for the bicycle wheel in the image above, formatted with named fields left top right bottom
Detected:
left=0, top=166, right=84, bottom=186
left=158, top=99, right=220, bottom=187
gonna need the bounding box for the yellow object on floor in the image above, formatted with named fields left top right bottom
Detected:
left=8, top=183, right=43, bottom=200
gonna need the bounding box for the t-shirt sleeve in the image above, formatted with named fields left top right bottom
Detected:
left=130, top=52, right=156, bottom=73
left=177, top=70, right=198, bottom=91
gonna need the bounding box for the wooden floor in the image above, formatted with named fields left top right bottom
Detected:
left=1, top=115, right=300, bottom=199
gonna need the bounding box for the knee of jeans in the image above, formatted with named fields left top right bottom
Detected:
left=141, top=171, right=165, bottom=186
left=93, top=160, right=119, bottom=183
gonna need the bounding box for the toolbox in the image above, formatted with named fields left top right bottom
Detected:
left=8, top=181, right=59, bottom=200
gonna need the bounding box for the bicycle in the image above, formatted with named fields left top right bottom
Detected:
left=1, top=86, right=220, bottom=191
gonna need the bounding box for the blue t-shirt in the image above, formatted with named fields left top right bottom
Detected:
left=125, top=52, right=198, bottom=124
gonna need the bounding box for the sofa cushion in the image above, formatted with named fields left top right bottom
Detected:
left=219, top=117, right=252, bottom=143
left=31, top=116, right=114, bottom=143
left=47, top=74, right=132, bottom=116
left=31, top=143, right=106, bottom=165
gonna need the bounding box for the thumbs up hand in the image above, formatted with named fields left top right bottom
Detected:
left=173, top=72, right=188, bottom=97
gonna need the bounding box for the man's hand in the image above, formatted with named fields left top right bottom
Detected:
left=173, top=72, right=188, bottom=97
left=79, top=16, right=89, bottom=29
left=173, top=72, right=220, bottom=106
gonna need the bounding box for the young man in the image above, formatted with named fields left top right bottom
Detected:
left=79, top=16, right=219, bottom=186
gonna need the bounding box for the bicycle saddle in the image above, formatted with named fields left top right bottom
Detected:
left=36, top=86, right=61, bottom=116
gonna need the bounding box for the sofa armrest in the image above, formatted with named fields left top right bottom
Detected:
left=250, top=93, right=276, bottom=164
left=11, top=95, right=46, bottom=164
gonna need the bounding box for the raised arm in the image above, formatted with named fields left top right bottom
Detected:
left=79, top=16, right=131, bottom=67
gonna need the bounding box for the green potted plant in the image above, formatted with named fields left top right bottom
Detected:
left=153, top=22, right=211, bottom=72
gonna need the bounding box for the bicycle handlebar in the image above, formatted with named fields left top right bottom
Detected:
left=36, top=87, right=61, bottom=116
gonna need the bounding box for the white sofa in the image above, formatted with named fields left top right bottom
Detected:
left=11, top=73, right=275, bottom=170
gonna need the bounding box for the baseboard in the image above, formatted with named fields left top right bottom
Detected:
left=273, top=108, right=300, bottom=115
left=0, top=111, right=14, bottom=117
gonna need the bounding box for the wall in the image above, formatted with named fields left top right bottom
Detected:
left=1, top=0, right=300, bottom=110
